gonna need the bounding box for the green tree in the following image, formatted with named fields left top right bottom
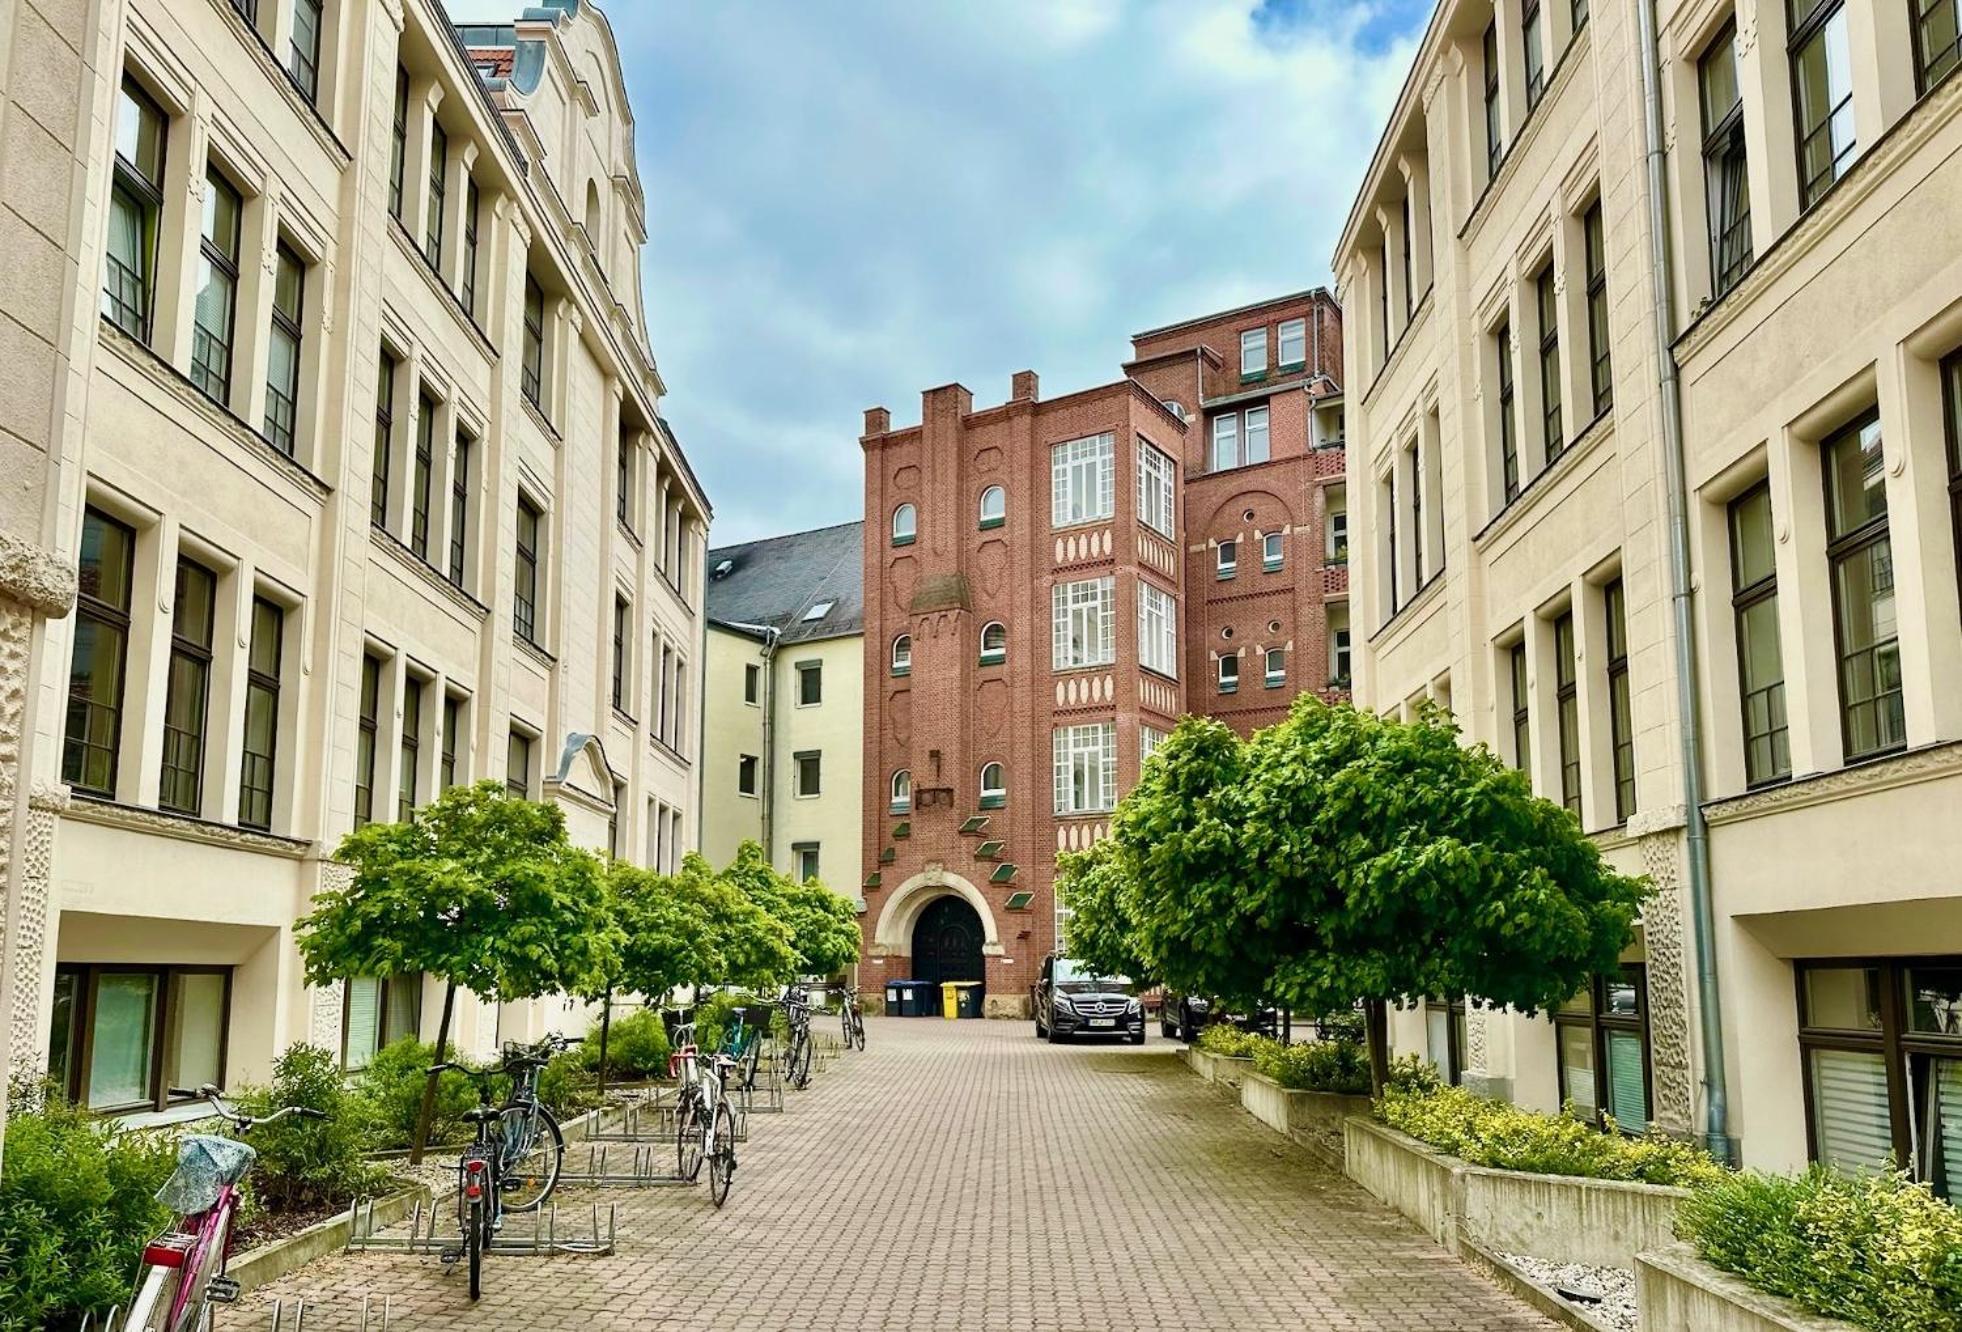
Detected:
left=581, top=861, right=724, bottom=1089
left=719, top=840, right=860, bottom=978
left=683, top=851, right=796, bottom=991
left=296, top=781, right=622, bottom=1159
left=1069, top=699, right=1647, bottom=1091
left=1058, top=839, right=1151, bottom=983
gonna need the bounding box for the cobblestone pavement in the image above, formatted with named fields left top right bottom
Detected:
left=245, top=1018, right=1556, bottom=1330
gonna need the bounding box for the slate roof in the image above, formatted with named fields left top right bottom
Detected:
left=705, top=521, right=864, bottom=645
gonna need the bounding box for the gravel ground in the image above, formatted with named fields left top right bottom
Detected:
left=1501, top=1253, right=1636, bottom=1332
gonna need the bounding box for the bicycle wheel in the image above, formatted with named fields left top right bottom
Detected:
left=466, top=1193, right=484, bottom=1301
left=791, top=1030, right=813, bottom=1089
left=125, top=1262, right=182, bottom=1332
left=707, top=1101, right=736, bottom=1208
left=675, top=1092, right=704, bottom=1181
left=851, top=1009, right=866, bottom=1051
left=498, top=1106, right=563, bottom=1212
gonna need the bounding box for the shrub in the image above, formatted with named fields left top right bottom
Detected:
left=1315, top=1008, right=1366, bottom=1045
left=1677, top=1166, right=1962, bottom=1332
left=535, top=1050, right=599, bottom=1117
left=1375, top=1084, right=1726, bottom=1189
left=1254, top=1040, right=1370, bottom=1094
left=1386, top=1052, right=1443, bottom=1095
left=584, top=1008, right=672, bottom=1080
left=356, top=1037, right=482, bottom=1150
left=232, top=1044, right=390, bottom=1213
left=0, top=1084, right=177, bottom=1332
left=1195, top=1025, right=1276, bottom=1059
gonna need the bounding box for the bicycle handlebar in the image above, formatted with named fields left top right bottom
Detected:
left=170, top=1086, right=327, bottom=1127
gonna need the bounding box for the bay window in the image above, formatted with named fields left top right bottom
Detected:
left=1051, top=433, right=1113, bottom=526
left=1135, top=438, right=1175, bottom=537
left=1138, top=582, right=1176, bottom=677
left=1052, top=576, right=1114, bottom=669
left=1052, top=722, right=1116, bottom=814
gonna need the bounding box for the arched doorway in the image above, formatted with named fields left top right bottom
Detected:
left=912, top=894, right=985, bottom=994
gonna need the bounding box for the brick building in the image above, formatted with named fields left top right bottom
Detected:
left=859, top=292, right=1344, bottom=1016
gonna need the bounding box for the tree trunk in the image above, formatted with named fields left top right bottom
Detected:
left=410, top=979, right=457, bottom=1165
left=1365, top=997, right=1392, bottom=1098
left=596, top=985, right=613, bottom=1096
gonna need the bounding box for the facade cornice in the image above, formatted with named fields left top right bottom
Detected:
left=367, top=527, right=492, bottom=622
left=63, top=794, right=315, bottom=858
left=1703, top=742, right=1962, bottom=826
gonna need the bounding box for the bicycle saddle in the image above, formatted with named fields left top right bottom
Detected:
left=462, top=1106, right=501, bottom=1123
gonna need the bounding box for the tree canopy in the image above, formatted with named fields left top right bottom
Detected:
left=719, top=840, right=861, bottom=979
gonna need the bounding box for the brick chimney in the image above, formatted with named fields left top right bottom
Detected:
left=1011, top=369, right=1039, bottom=402
left=863, top=406, right=891, bottom=436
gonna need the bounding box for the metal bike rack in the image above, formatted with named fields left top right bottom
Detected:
left=343, top=1194, right=616, bottom=1256
left=555, top=1141, right=696, bottom=1187
left=578, top=1091, right=749, bottom=1145
left=85, top=1294, right=395, bottom=1332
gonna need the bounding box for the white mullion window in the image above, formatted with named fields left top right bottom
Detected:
left=1051, top=576, right=1114, bottom=670
left=1050, top=433, right=1115, bottom=527
left=1212, top=413, right=1239, bottom=471
left=1138, top=581, right=1177, bottom=677
left=1245, top=405, right=1270, bottom=463
left=1136, top=437, right=1175, bottom=537
left=1052, top=722, right=1117, bottom=814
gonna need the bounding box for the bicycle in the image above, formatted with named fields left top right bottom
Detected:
left=718, top=1006, right=764, bottom=1094
left=124, top=1085, right=326, bottom=1332
left=777, top=986, right=814, bottom=1090
left=839, top=984, right=866, bottom=1051
left=668, top=1022, right=739, bottom=1206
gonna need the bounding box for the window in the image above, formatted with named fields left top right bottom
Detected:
left=1052, top=576, right=1115, bottom=669
left=803, top=600, right=834, bottom=622
left=1408, top=440, right=1425, bottom=586
left=1401, top=193, right=1415, bottom=317
left=888, top=768, right=910, bottom=813
left=796, top=659, right=822, bottom=706
left=1427, top=997, right=1468, bottom=1085
left=738, top=753, right=759, bottom=797
left=655, top=640, right=671, bottom=743
left=1554, top=611, right=1581, bottom=816
left=1140, top=726, right=1168, bottom=767
left=1701, top=25, right=1753, bottom=299
left=891, top=502, right=917, bottom=546
left=1917, top=0, right=1962, bottom=91
left=1218, top=654, right=1239, bottom=694
left=1263, top=531, right=1284, bottom=572
left=1135, top=438, right=1175, bottom=537
left=372, top=353, right=395, bottom=528
left=238, top=597, right=282, bottom=830
left=980, top=762, right=1006, bottom=808
left=105, top=77, right=166, bottom=341
left=1278, top=317, right=1307, bottom=367
left=1379, top=238, right=1391, bottom=363
left=1947, top=355, right=1962, bottom=608
left=397, top=676, right=421, bottom=821
left=1216, top=540, right=1238, bottom=580
left=1584, top=202, right=1613, bottom=413
left=1330, top=610, right=1352, bottom=685
left=449, top=430, right=471, bottom=586
left=411, top=392, right=435, bottom=559
left=47, top=964, right=231, bottom=1111
left=340, top=973, right=420, bottom=1072
left=793, top=844, right=820, bottom=884
left=980, top=621, right=1007, bottom=665
left=795, top=751, right=822, bottom=798
left=440, top=694, right=462, bottom=790
left=1264, top=646, right=1286, bottom=688
left=158, top=558, right=218, bottom=816
left=615, top=442, right=634, bottom=534
left=355, top=653, right=381, bottom=826
left=891, top=633, right=912, bottom=675
left=1791, top=0, right=1856, bottom=209
left=425, top=120, right=447, bottom=268
left=1523, top=0, right=1546, bottom=109
left=1604, top=580, right=1636, bottom=822
left=1244, top=406, right=1270, bottom=464
left=1240, top=328, right=1266, bottom=376
left=1138, top=582, right=1177, bottom=677
left=1823, top=412, right=1903, bottom=759
left=506, top=728, right=532, bottom=799
left=979, top=485, right=1006, bottom=529
left=612, top=596, right=630, bottom=711
left=514, top=496, right=541, bottom=644
left=1797, top=960, right=1962, bottom=1198
left=63, top=508, right=134, bottom=796
left=1510, top=641, right=1531, bottom=774
left=1496, top=321, right=1519, bottom=503
left=1209, top=408, right=1269, bottom=471
left=461, top=178, right=482, bottom=317
left=1729, top=483, right=1791, bottom=784
left=1328, top=508, right=1349, bottom=565
left=388, top=66, right=408, bottom=221
left=1051, top=433, right=1114, bottom=526
left=743, top=662, right=761, bottom=704
left=1052, top=723, right=1116, bottom=814
left=191, top=167, right=243, bottom=405
left=1555, top=967, right=1651, bottom=1132
left=1537, top=265, right=1563, bottom=461
left=1385, top=470, right=1400, bottom=614
left=1483, top=21, right=1504, bottom=180
left=262, top=243, right=305, bottom=453
left=521, top=273, right=546, bottom=408
left=288, top=0, right=323, bottom=101
left=1212, top=413, right=1239, bottom=472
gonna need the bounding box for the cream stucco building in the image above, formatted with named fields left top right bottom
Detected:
left=701, top=522, right=862, bottom=911
left=1336, top=0, right=1962, bottom=1189
left=6, top=0, right=709, bottom=1118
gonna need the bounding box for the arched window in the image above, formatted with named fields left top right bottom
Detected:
left=891, top=503, right=917, bottom=546
left=978, top=485, right=1006, bottom=528
left=890, top=769, right=912, bottom=814
left=583, top=180, right=602, bottom=240
left=980, top=762, right=1006, bottom=809
left=979, top=621, right=1006, bottom=665
left=891, top=633, right=912, bottom=675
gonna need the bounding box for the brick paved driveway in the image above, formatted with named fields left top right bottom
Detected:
left=247, top=1018, right=1554, bottom=1330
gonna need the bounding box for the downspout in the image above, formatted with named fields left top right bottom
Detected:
left=1636, top=0, right=1731, bottom=1163
left=723, top=621, right=780, bottom=860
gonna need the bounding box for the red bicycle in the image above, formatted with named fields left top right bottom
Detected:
left=123, top=1084, right=324, bottom=1332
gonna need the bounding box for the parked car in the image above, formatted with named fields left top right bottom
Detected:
left=1031, top=954, right=1145, bottom=1044
left=1158, top=992, right=1278, bottom=1043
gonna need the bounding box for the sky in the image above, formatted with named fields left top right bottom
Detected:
left=604, top=0, right=1432, bottom=545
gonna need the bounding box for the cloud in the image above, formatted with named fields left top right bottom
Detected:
left=607, top=1, right=1424, bottom=545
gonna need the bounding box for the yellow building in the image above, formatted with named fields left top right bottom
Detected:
left=703, top=523, right=863, bottom=908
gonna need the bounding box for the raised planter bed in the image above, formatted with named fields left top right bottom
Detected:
left=1237, top=1071, right=1371, bottom=1168
left=1633, top=1245, right=1863, bottom=1332
left=1180, top=1047, right=1254, bottom=1089
left=1342, top=1118, right=1687, bottom=1269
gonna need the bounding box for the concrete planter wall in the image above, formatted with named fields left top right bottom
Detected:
left=1181, top=1047, right=1254, bottom=1088
left=1343, top=1119, right=1689, bottom=1268
left=1237, top=1072, right=1371, bottom=1167
left=1634, top=1245, right=1863, bottom=1332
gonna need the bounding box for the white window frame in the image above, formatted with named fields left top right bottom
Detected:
left=1135, top=437, right=1176, bottom=538
left=1211, top=413, right=1239, bottom=471
left=1051, top=576, right=1114, bottom=670
left=1265, top=646, right=1286, bottom=686
left=1140, top=725, right=1169, bottom=767
left=980, top=620, right=1007, bottom=664
left=1138, top=581, right=1178, bottom=678
left=891, top=633, right=912, bottom=674
left=1241, top=327, right=1266, bottom=375
left=980, top=762, right=1006, bottom=803
left=1050, top=433, right=1114, bottom=528
left=1218, top=654, right=1240, bottom=692
left=1052, top=722, right=1116, bottom=815
left=1244, top=405, right=1270, bottom=464
left=1217, top=540, right=1238, bottom=577
left=794, top=750, right=822, bottom=798
left=979, top=484, right=1006, bottom=526
left=891, top=503, right=917, bottom=545
left=1263, top=531, right=1284, bottom=569
left=1278, top=317, right=1307, bottom=367
left=889, top=768, right=911, bottom=813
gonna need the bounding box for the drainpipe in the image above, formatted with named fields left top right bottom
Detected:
left=1636, top=0, right=1731, bottom=1164
left=723, top=621, right=780, bottom=860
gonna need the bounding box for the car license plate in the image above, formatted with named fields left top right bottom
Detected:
left=1088, top=1017, right=1116, bottom=1028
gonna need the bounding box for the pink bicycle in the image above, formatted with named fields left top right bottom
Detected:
left=123, top=1084, right=324, bottom=1332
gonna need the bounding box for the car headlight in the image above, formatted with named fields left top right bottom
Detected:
left=1125, top=998, right=1143, bottom=1014
left=1188, top=997, right=1211, bottom=1013
left=1053, top=994, right=1076, bottom=1012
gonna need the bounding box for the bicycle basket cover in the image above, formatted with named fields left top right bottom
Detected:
left=156, top=1134, right=259, bottom=1213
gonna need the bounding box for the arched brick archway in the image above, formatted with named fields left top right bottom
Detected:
left=870, top=867, right=1002, bottom=960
